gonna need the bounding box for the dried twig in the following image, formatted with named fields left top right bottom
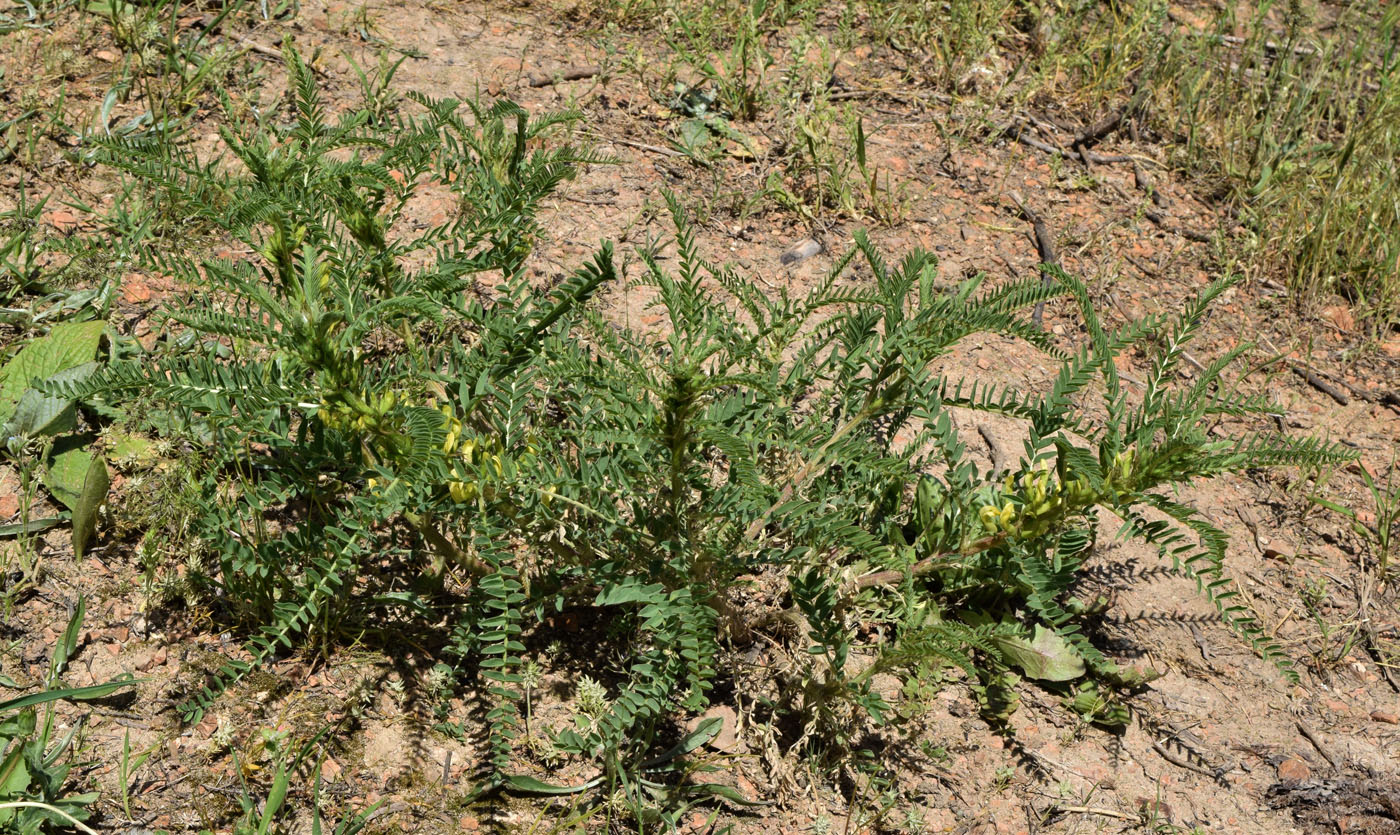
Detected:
left=977, top=424, right=1013, bottom=475
left=236, top=38, right=329, bottom=76
left=1133, top=161, right=1168, bottom=208
left=528, top=65, right=600, bottom=87
left=1007, top=191, right=1059, bottom=328
left=997, top=122, right=1137, bottom=165
left=1294, top=720, right=1339, bottom=769
left=1073, top=108, right=1129, bottom=148
left=1286, top=361, right=1400, bottom=413
left=584, top=134, right=685, bottom=158
left=236, top=38, right=283, bottom=59
left=1217, top=32, right=1319, bottom=57
left=1290, top=365, right=1350, bottom=406
left=1357, top=575, right=1400, bottom=693
left=1050, top=805, right=1139, bottom=822
left=1142, top=208, right=1212, bottom=243
left=1150, top=740, right=1224, bottom=779
left=1072, top=85, right=1146, bottom=149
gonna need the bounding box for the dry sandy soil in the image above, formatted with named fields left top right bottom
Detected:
left=3, top=0, right=1400, bottom=832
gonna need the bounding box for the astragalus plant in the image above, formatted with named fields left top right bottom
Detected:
left=52, top=48, right=1351, bottom=815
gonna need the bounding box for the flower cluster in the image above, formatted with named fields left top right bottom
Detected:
left=441, top=406, right=504, bottom=504
left=977, top=452, right=1135, bottom=539
left=314, top=389, right=398, bottom=434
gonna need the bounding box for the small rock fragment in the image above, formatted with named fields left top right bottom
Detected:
left=1321, top=304, right=1355, bottom=332
left=1370, top=710, right=1399, bottom=724
left=1276, top=756, right=1311, bottom=782
left=779, top=238, right=821, bottom=266
left=321, top=756, right=343, bottom=779
left=692, top=705, right=741, bottom=751
left=137, top=647, right=167, bottom=671
left=42, top=209, right=79, bottom=232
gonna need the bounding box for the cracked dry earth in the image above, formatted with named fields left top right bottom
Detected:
left=3, top=0, right=1400, bottom=832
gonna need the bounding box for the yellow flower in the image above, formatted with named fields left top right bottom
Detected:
left=998, top=502, right=1016, bottom=529
left=979, top=505, right=1000, bottom=531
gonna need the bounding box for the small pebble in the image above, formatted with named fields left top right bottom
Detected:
left=779, top=238, right=821, bottom=266
left=1276, top=756, right=1310, bottom=782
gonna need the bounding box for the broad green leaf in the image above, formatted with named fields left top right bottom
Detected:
left=502, top=773, right=604, bottom=795
left=49, top=597, right=86, bottom=683
left=70, top=455, right=109, bottom=558
left=0, top=517, right=65, bottom=538
left=0, top=322, right=105, bottom=424
left=2, top=363, right=100, bottom=442
left=105, top=431, right=157, bottom=466
left=0, top=676, right=138, bottom=714
left=674, top=782, right=772, bottom=807
left=256, top=762, right=289, bottom=835
left=994, top=626, right=1085, bottom=682
left=4, top=388, right=76, bottom=440
left=44, top=435, right=96, bottom=511
left=0, top=747, right=31, bottom=798
left=641, top=716, right=721, bottom=768
left=595, top=581, right=664, bottom=607
left=678, top=118, right=711, bottom=152
left=81, top=0, right=135, bottom=16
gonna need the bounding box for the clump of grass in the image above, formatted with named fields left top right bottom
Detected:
left=1003, top=0, right=1400, bottom=332
left=1162, top=1, right=1400, bottom=332
left=570, top=0, right=1400, bottom=330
